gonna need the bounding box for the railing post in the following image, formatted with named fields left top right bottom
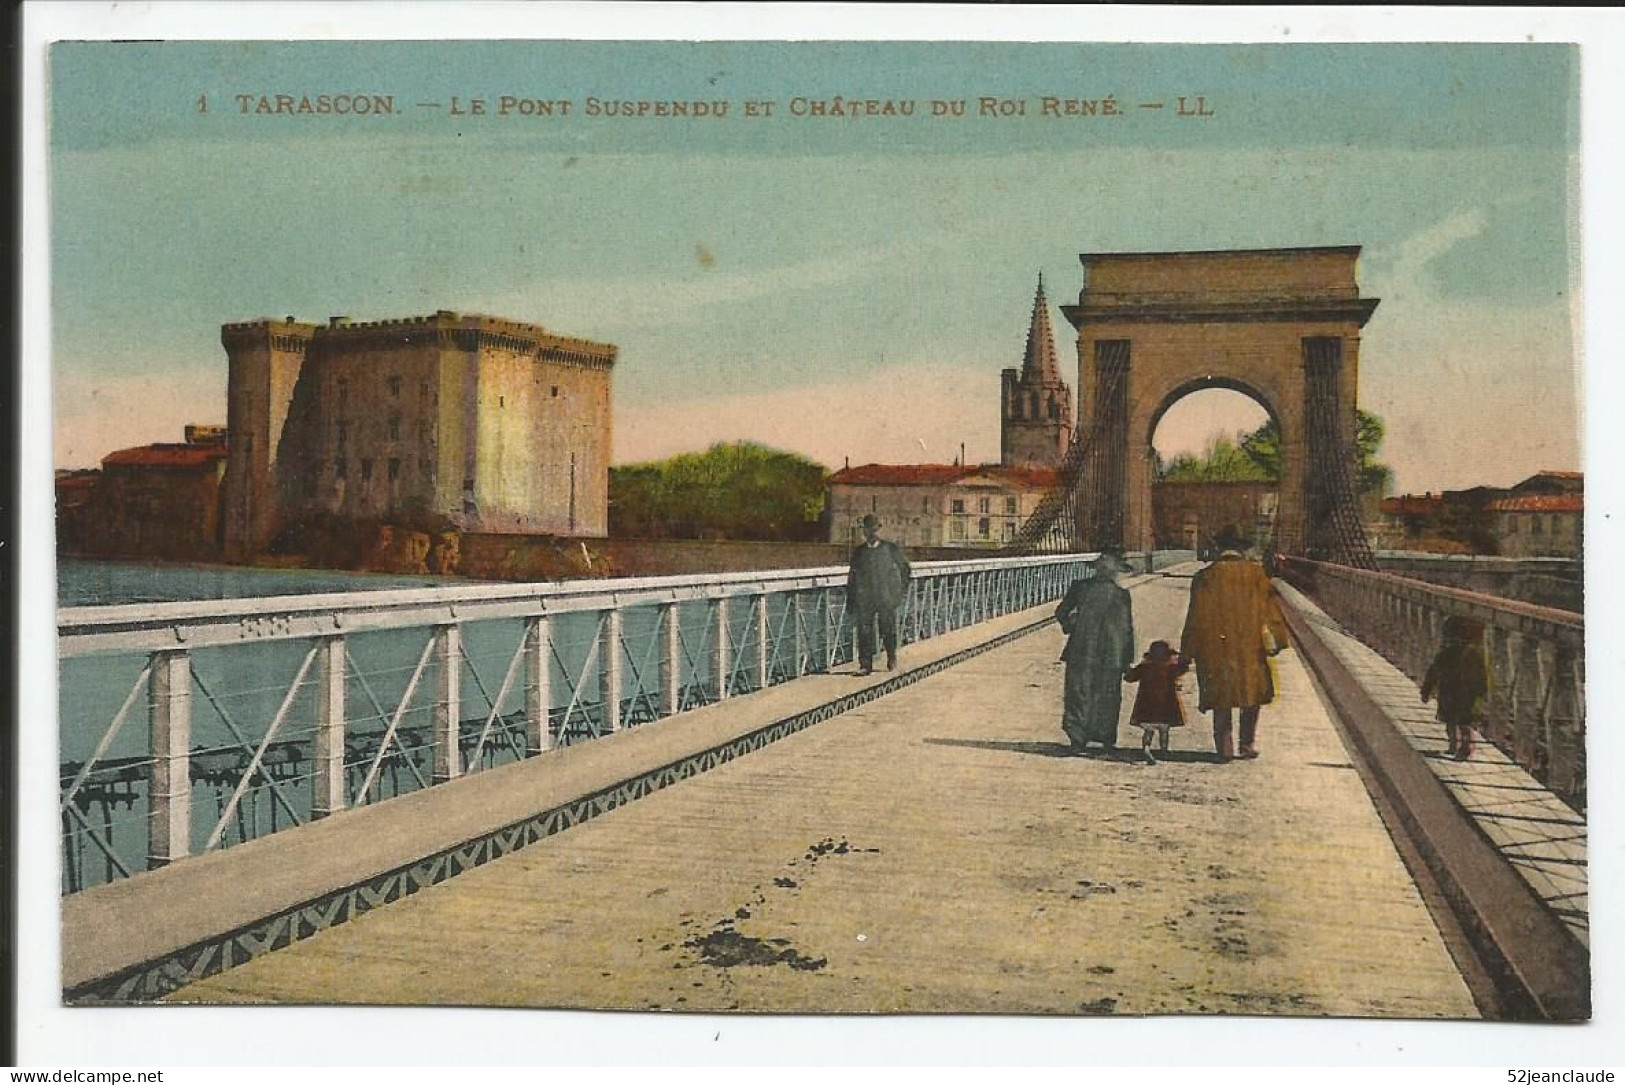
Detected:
left=600, top=607, right=623, bottom=733
left=312, top=635, right=347, bottom=819
left=525, top=615, right=552, bottom=754
left=659, top=601, right=682, bottom=716
left=754, top=592, right=770, bottom=690
left=147, top=649, right=192, bottom=868
left=712, top=597, right=731, bottom=701
left=790, top=593, right=806, bottom=678
left=432, top=624, right=462, bottom=783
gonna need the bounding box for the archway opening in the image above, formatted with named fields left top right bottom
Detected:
left=1149, top=386, right=1280, bottom=554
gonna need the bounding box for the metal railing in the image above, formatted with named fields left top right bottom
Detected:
left=57, top=553, right=1095, bottom=892
left=1279, top=556, right=1584, bottom=809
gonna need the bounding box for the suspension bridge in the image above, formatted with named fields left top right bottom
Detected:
left=53, top=246, right=1587, bottom=1019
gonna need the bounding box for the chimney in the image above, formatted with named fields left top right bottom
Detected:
left=329, top=315, right=351, bottom=328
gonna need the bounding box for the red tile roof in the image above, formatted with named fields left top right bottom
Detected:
left=1381, top=495, right=1445, bottom=516
left=55, top=475, right=100, bottom=491
left=828, top=463, right=1059, bottom=490
left=1485, top=495, right=1584, bottom=513
left=102, top=443, right=229, bottom=470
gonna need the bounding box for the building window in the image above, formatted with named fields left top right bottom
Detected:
left=1532, top=516, right=1543, bottom=535
left=420, top=378, right=431, bottom=399
left=388, top=415, right=401, bottom=441
left=978, top=497, right=990, bottom=515
left=462, top=477, right=475, bottom=493
left=388, top=458, right=401, bottom=481
left=335, top=457, right=347, bottom=479
left=498, top=395, right=505, bottom=408
left=336, top=421, right=349, bottom=451
left=922, top=496, right=930, bottom=513
left=551, top=386, right=560, bottom=398
left=1005, top=496, right=1018, bottom=514
left=388, top=376, right=402, bottom=397
left=1003, top=521, right=1016, bottom=541
left=978, top=517, right=990, bottom=538
left=360, top=459, right=374, bottom=482
left=1049, top=397, right=1061, bottom=420
left=951, top=519, right=966, bottom=540
left=951, top=499, right=965, bottom=514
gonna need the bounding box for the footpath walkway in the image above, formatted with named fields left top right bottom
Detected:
left=171, top=574, right=1479, bottom=1018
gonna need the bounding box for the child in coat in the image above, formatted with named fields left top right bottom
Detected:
left=1125, top=640, right=1190, bottom=764
left=1421, top=615, right=1490, bottom=760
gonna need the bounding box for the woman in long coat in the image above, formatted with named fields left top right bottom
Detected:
left=1178, top=528, right=1290, bottom=759
left=1054, top=549, right=1136, bottom=752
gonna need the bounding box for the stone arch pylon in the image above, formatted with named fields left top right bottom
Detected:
left=1058, top=247, right=1380, bottom=563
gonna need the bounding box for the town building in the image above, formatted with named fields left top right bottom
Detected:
left=221, top=310, right=617, bottom=559
left=1370, top=471, right=1583, bottom=557
left=1000, top=275, right=1073, bottom=469
left=826, top=463, right=1058, bottom=549
left=1151, top=480, right=1279, bottom=552
left=56, top=427, right=230, bottom=560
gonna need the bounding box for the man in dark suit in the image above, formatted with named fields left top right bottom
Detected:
left=846, top=513, right=912, bottom=675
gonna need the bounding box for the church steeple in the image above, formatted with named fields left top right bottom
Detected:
left=1001, top=272, right=1074, bottom=470
left=1021, top=272, right=1062, bottom=383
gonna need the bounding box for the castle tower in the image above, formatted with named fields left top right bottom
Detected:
left=1001, top=274, right=1073, bottom=469
left=220, top=318, right=318, bottom=558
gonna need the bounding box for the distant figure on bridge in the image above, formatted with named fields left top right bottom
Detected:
left=1126, top=640, right=1190, bottom=765
left=847, top=514, right=912, bottom=675
left=1421, top=616, right=1489, bottom=761
left=1179, top=525, right=1290, bottom=761
left=1054, top=547, right=1137, bottom=754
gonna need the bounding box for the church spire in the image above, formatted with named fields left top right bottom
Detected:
left=1022, top=272, right=1062, bottom=383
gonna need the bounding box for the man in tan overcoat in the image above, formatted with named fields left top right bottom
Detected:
left=1179, top=525, right=1291, bottom=760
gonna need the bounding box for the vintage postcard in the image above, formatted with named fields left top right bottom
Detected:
left=20, top=2, right=1612, bottom=1066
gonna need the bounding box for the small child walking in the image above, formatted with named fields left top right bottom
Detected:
left=1421, top=615, right=1490, bottom=761
left=1125, top=640, right=1190, bottom=764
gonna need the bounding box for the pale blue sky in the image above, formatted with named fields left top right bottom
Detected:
left=51, top=41, right=1581, bottom=491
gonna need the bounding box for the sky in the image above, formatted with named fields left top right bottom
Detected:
left=50, top=39, right=1582, bottom=493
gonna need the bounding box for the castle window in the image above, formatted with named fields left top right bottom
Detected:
left=388, top=376, right=402, bottom=397
left=361, top=459, right=374, bottom=482
left=336, top=421, right=349, bottom=450
left=388, top=458, right=401, bottom=481
left=870, top=496, right=877, bottom=513
left=335, top=457, right=347, bottom=479
left=1011, top=399, right=1023, bottom=420
left=551, top=386, right=559, bottom=398
left=388, top=415, right=401, bottom=440
left=337, top=378, right=349, bottom=411
left=420, top=378, right=431, bottom=398
left=498, top=395, right=505, bottom=408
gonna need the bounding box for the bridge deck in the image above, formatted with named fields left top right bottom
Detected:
left=169, top=574, right=1479, bottom=1017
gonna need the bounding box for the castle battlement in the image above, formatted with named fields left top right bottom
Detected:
left=223, top=310, right=617, bottom=368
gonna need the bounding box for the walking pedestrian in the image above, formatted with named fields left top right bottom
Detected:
left=1126, top=640, right=1190, bottom=764
left=1054, top=547, right=1137, bottom=754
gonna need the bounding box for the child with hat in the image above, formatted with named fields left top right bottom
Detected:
left=1125, top=640, right=1190, bottom=764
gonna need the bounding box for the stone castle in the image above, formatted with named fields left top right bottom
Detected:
left=221, top=310, right=617, bottom=559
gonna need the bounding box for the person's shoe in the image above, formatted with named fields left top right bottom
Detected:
left=886, top=654, right=897, bottom=672
left=857, top=665, right=874, bottom=676
left=1142, top=748, right=1158, bottom=765
left=1238, top=747, right=1260, bottom=760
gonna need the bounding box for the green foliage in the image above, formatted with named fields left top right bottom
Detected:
left=1159, top=433, right=1274, bottom=482
left=1231, top=408, right=1393, bottom=496
left=609, top=441, right=829, bottom=541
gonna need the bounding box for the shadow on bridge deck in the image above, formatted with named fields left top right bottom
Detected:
left=155, top=573, right=1483, bottom=1019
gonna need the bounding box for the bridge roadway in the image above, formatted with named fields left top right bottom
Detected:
left=168, top=570, right=1480, bottom=1016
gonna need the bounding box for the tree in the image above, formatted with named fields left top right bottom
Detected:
left=1158, top=432, right=1274, bottom=482
left=1236, top=408, right=1392, bottom=497
left=609, top=442, right=829, bottom=541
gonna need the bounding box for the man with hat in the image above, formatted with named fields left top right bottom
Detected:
left=1054, top=546, right=1137, bottom=753
left=846, top=513, right=912, bottom=675
left=1179, top=524, right=1291, bottom=760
